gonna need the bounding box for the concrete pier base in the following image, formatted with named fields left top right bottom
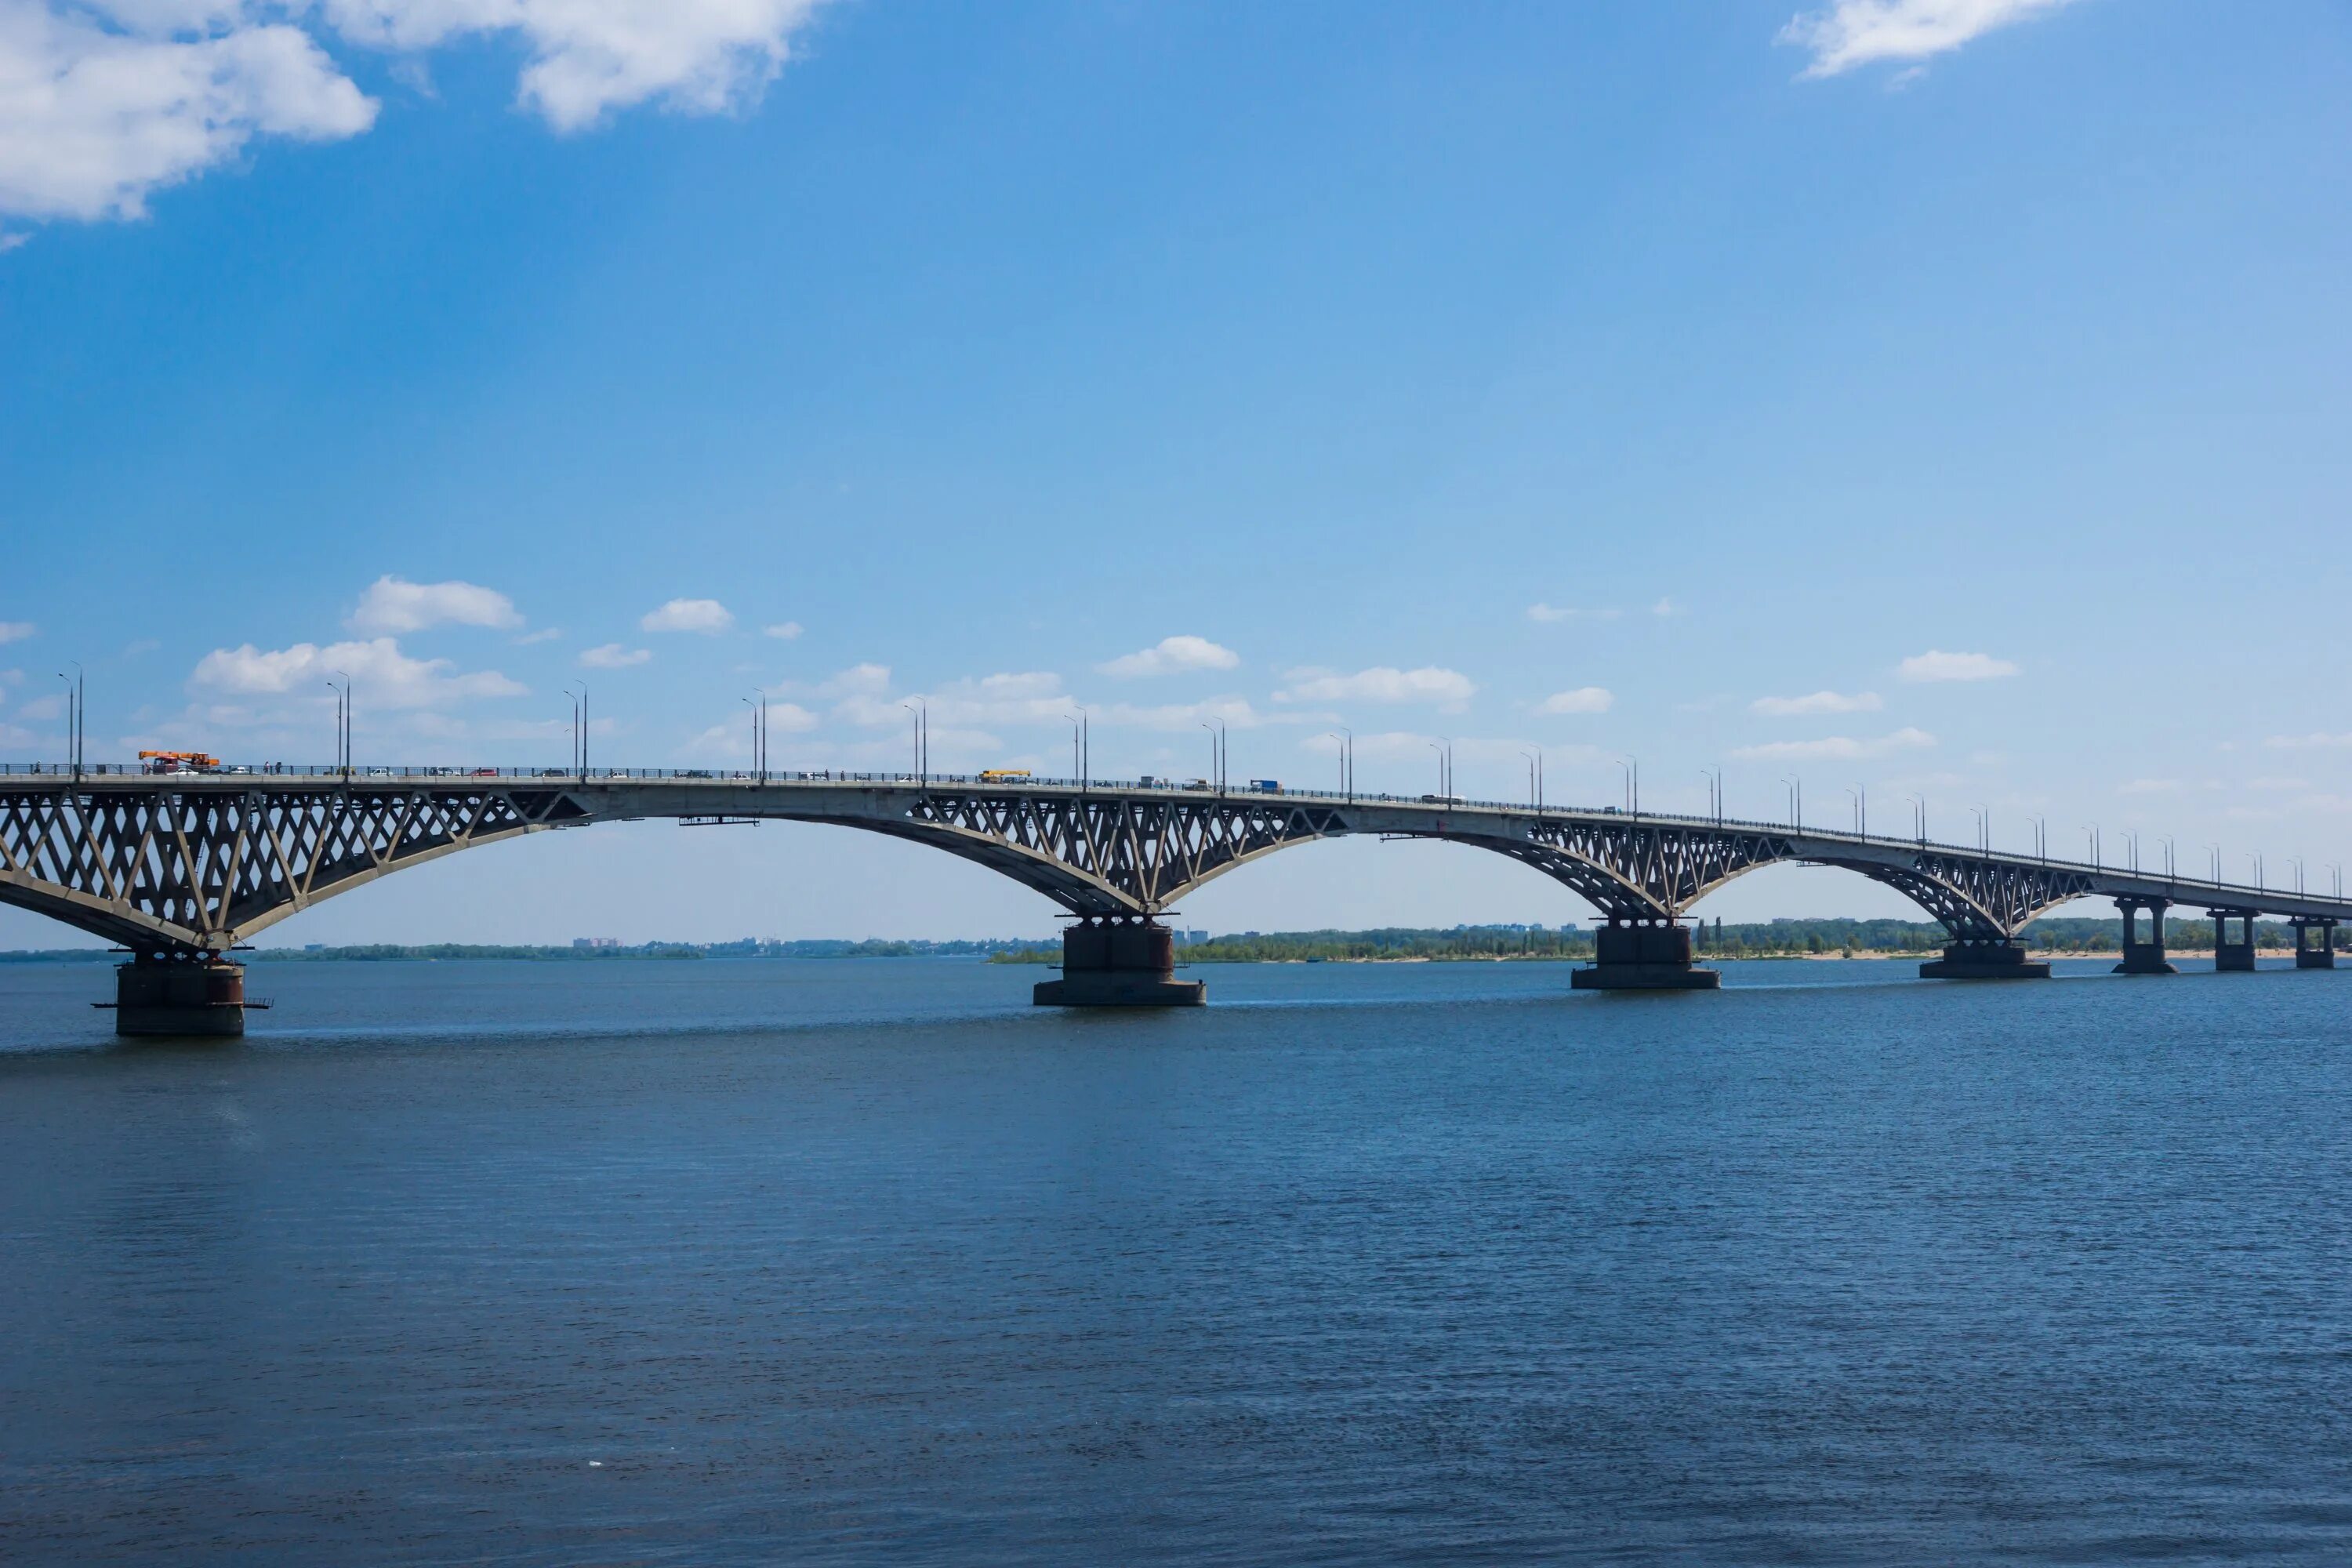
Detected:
left=107, top=953, right=249, bottom=1037
left=1921, top=941, right=2050, bottom=980
left=1033, top=918, right=1205, bottom=1007
left=2114, top=897, right=2177, bottom=975
left=2211, top=910, right=2258, bottom=971
left=2294, top=917, right=2337, bottom=971
left=1571, top=921, right=1720, bottom=991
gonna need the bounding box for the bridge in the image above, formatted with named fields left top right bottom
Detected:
left=2, top=763, right=2345, bottom=1033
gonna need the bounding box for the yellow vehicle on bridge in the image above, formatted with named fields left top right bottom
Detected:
left=978, top=768, right=1033, bottom=782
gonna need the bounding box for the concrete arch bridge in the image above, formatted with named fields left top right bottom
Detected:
left=2, top=768, right=2343, bottom=1033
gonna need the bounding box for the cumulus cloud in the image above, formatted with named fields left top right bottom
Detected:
left=1780, top=0, right=2078, bottom=78
left=764, top=621, right=803, bottom=641
left=512, top=626, right=562, bottom=644
left=1275, top=666, right=1475, bottom=712
left=578, top=642, right=651, bottom=669
left=347, top=574, right=522, bottom=633
left=0, top=620, right=32, bottom=643
left=1750, top=690, right=1882, bottom=717
left=190, top=636, right=525, bottom=709
left=0, top=5, right=378, bottom=223
left=640, top=597, right=733, bottom=634
left=323, top=0, right=829, bottom=132
left=1526, top=603, right=1574, bottom=623
left=2266, top=732, right=2352, bottom=750
left=2, top=0, right=827, bottom=227
left=1730, top=727, right=1936, bottom=761
left=1098, top=635, right=1240, bottom=678
left=1534, top=686, right=1612, bottom=716
left=1898, top=649, right=2019, bottom=682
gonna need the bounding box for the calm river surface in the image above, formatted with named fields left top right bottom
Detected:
left=5, top=954, right=2352, bottom=1563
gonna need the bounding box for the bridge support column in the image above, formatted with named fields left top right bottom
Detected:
left=1571, top=919, right=1719, bottom=991
left=1033, top=917, right=1206, bottom=1007
left=1920, top=938, right=2050, bottom=980
left=2293, top=917, right=2337, bottom=970
left=105, top=951, right=249, bottom=1037
left=2114, top=898, right=2177, bottom=975
left=2210, top=909, right=2258, bottom=971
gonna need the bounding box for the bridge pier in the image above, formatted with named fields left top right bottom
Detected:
left=2293, top=917, right=2337, bottom=970
left=1033, top=917, right=1206, bottom=1007
left=2210, top=909, right=2259, bottom=971
left=1920, top=938, right=2050, bottom=980
left=1570, top=919, right=1720, bottom=991
left=103, top=951, right=249, bottom=1037
left=2114, top=898, right=2178, bottom=975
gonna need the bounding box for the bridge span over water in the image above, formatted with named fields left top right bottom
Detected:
left=2, top=764, right=2345, bottom=1033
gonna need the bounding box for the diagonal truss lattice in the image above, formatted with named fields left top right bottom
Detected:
left=0, top=785, right=586, bottom=951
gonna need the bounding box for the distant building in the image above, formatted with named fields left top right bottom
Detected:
left=573, top=937, right=620, bottom=949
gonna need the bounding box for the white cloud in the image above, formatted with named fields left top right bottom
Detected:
left=1098, top=634, right=1240, bottom=679
left=1094, top=697, right=1276, bottom=732
left=1534, top=686, right=1613, bottom=716
left=1650, top=597, right=1676, bottom=618
left=640, top=597, right=733, bottom=634
left=1526, top=603, right=1574, bottom=623
left=347, top=574, right=521, bottom=633
left=1780, top=0, right=2078, bottom=78
left=2, top=0, right=826, bottom=227
left=764, top=621, right=803, bottom=641
left=2266, top=732, right=2352, bottom=751
left=190, top=636, right=525, bottom=710
left=814, top=662, right=891, bottom=699
left=322, top=0, right=829, bottom=133
left=1275, top=666, right=1475, bottom=712
left=1898, top=649, right=2019, bottom=683
left=578, top=643, right=651, bottom=669
left=0, top=5, right=378, bottom=223
left=1750, top=690, right=1882, bottom=717
left=1730, top=727, right=1936, bottom=761
left=512, top=626, right=562, bottom=644
left=0, top=620, right=32, bottom=643
left=2116, top=778, right=2180, bottom=795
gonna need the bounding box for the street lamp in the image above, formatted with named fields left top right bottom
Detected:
left=1907, top=794, right=1926, bottom=844
left=564, top=683, right=587, bottom=779
left=2289, top=856, right=2305, bottom=896
left=1065, top=710, right=1088, bottom=789
left=1523, top=748, right=1544, bottom=812
left=1845, top=784, right=1866, bottom=838
left=902, top=699, right=927, bottom=786
left=2083, top=825, right=2100, bottom=870
left=2206, top=844, right=2221, bottom=885
left=1971, top=806, right=1988, bottom=856
left=1431, top=738, right=1454, bottom=799
left=2124, top=829, right=2140, bottom=875
left=2158, top=835, right=2175, bottom=878
left=1200, top=720, right=1225, bottom=792
left=56, top=662, right=82, bottom=778
left=2032, top=816, right=2049, bottom=862
left=1616, top=755, right=1640, bottom=815
left=1782, top=775, right=1802, bottom=829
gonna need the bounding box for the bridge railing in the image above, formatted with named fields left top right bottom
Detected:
left=0, top=762, right=2332, bottom=911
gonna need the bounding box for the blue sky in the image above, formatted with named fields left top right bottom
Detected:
left=2, top=0, right=2349, bottom=945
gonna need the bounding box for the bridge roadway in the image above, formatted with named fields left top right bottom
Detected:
left=2, top=764, right=2345, bottom=1031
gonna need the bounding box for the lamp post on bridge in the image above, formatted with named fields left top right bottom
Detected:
left=1617, top=756, right=1640, bottom=815
left=564, top=683, right=587, bottom=782
left=1704, top=767, right=1723, bottom=826
left=56, top=662, right=82, bottom=780
left=902, top=699, right=926, bottom=788
left=2289, top=857, right=2304, bottom=896
left=1200, top=720, right=1225, bottom=794
left=1907, top=793, right=1926, bottom=845
left=2084, top=826, right=2100, bottom=871
left=2249, top=852, right=2263, bottom=891
left=1972, top=807, right=1989, bottom=858
left=2207, top=844, right=2221, bottom=886
left=2158, top=835, right=2174, bottom=879
left=2033, top=817, right=2049, bottom=862
left=1432, top=739, right=1454, bottom=800
left=1782, top=776, right=1801, bottom=829
left=325, top=672, right=352, bottom=779
left=1065, top=710, right=1089, bottom=791
left=2125, top=830, right=2140, bottom=875
left=1845, top=785, right=1866, bottom=838
left=1523, top=748, right=1546, bottom=814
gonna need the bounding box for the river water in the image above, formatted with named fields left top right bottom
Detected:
left=4, top=954, right=2351, bottom=1563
